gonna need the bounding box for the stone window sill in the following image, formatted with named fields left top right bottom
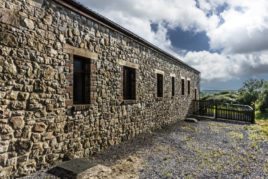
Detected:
left=122, top=100, right=137, bottom=105
left=156, top=97, right=163, bottom=101
left=72, top=104, right=91, bottom=111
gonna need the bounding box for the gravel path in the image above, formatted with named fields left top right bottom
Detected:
left=23, top=120, right=268, bottom=178
left=139, top=120, right=268, bottom=178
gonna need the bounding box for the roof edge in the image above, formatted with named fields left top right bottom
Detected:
left=52, top=0, right=200, bottom=74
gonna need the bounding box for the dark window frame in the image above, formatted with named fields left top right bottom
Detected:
left=123, top=66, right=136, bottom=100
left=73, top=56, right=91, bottom=105
left=195, top=88, right=197, bottom=100
left=188, top=80, right=191, bottom=95
left=157, top=73, right=164, bottom=98
left=181, top=79, right=185, bottom=95
left=171, top=77, right=175, bottom=97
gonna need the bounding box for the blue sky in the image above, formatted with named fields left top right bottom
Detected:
left=167, top=27, right=210, bottom=52
left=151, top=23, right=210, bottom=51
left=78, top=0, right=268, bottom=90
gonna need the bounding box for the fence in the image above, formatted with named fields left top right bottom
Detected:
left=190, top=100, right=255, bottom=124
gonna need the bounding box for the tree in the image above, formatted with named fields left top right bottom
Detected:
left=238, top=79, right=264, bottom=105
left=258, top=82, right=268, bottom=112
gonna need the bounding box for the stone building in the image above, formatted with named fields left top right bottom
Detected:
left=0, top=0, right=200, bottom=177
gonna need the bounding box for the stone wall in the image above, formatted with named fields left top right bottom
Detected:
left=0, top=0, right=200, bottom=177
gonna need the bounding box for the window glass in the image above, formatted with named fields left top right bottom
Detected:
left=73, top=56, right=91, bottom=104
left=181, top=79, right=185, bottom=95
left=172, top=77, right=175, bottom=97
left=123, top=66, right=136, bottom=100
left=188, top=80, right=191, bottom=95
left=157, top=74, right=164, bottom=97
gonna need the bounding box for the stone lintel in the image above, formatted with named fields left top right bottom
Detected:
left=118, top=59, right=139, bottom=69
left=170, top=73, right=176, bottom=77
left=155, top=69, right=164, bottom=75
left=63, top=44, right=98, bottom=60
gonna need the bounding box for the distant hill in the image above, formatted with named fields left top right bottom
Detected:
left=200, top=90, right=239, bottom=103
left=201, top=90, right=238, bottom=94
left=201, top=90, right=237, bottom=97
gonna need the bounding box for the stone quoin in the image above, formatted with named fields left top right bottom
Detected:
left=0, top=0, right=200, bottom=177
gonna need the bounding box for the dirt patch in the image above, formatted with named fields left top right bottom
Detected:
left=81, top=156, right=143, bottom=179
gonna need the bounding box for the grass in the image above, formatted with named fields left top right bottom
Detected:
left=246, top=119, right=268, bottom=142
left=256, top=120, right=268, bottom=138
left=255, top=110, right=268, bottom=120
left=228, top=131, right=244, bottom=140
left=254, top=110, right=268, bottom=139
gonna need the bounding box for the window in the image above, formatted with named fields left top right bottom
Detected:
left=195, top=88, right=197, bottom=100
left=123, top=66, right=136, bottom=100
left=73, top=56, right=91, bottom=104
left=157, top=74, right=164, bottom=97
left=181, top=79, right=185, bottom=95
left=188, top=80, right=191, bottom=95
left=171, top=77, right=175, bottom=97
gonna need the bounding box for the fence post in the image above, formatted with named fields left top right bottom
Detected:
left=215, top=101, right=218, bottom=119
left=251, top=103, right=255, bottom=124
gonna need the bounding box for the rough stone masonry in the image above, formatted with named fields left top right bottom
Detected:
left=0, top=0, right=200, bottom=177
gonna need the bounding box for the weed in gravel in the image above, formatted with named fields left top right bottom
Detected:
left=181, top=125, right=196, bottom=132
left=163, top=171, right=173, bottom=178
left=228, top=131, right=244, bottom=140
left=208, top=122, right=226, bottom=127
left=250, top=141, right=261, bottom=151
left=246, top=121, right=268, bottom=141
left=257, top=120, right=268, bottom=137
left=248, top=127, right=266, bottom=141
left=209, top=126, right=221, bottom=134
left=264, top=160, right=268, bottom=174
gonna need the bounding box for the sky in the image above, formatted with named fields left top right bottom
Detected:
left=77, top=0, right=268, bottom=90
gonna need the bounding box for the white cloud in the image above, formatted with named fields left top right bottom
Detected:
left=184, top=50, right=268, bottom=82
left=77, top=0, right=268, bottom=85
left=79, top=0, right=218, bottom=32
left=184, top=51, right=235, bottom=81
left=208, top=0, right=268, bottom=53
left=101, top=11, right=172, bottom=51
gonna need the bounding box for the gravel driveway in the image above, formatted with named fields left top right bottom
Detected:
left=24, top=120, right=268, bottom=179
left=138, top=120, right=268, bottom=178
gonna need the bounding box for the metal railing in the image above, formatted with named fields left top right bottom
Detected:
left=190, top=100, right=255, bottom=124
